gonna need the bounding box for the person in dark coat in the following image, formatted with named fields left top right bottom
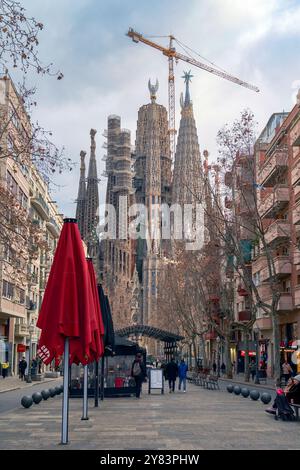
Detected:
left=221, top=362, right=226, bottom=375
left=131, top=353, right=147, bottom=398
left=166, top=357, right=178, bottom=393
left=19, top=357, right=27, bottom=381
left=265, top=374, right=300, bottom=415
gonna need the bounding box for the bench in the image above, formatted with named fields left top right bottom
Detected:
left=204, top=375, right=219, bottom=390
left=291, top=404, right=300, bottom=421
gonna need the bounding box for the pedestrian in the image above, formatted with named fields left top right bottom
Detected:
left=221, top=362, right=226, bottom=375
left=250, top=360, right=256, bottom=381
left=19, top=356, right=27, bottom=381
left=131, top=352, right=146, bottom=398
left=232, top=361, right=236, bottom=376
left=166, top=357, right=178, bottom=393
left=1, top=361, right=9, bottom=379
left=178, top=358, right=188, bottom=392
left=266, top=375, right=300, bottom=415
left=282, top=360, right=293, bottom=385
left=212, top=361, right=217, bottom=374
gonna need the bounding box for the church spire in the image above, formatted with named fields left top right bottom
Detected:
left=75, top=150, right=86, bottom=239
left=84, top=129, right=100, bottom=263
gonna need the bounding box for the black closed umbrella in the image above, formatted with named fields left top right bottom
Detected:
left=94, top=285, right=115, bottom=405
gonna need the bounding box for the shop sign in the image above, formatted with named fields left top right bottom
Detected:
left=17, top=344, right=26, bottom=353
left=241, top=350, right=256, bottom=357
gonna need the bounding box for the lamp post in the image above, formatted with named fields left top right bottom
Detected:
left=26, top=323, right=35, bottom=383
left=216, top=336, right=221, bottom=377
left=253, top=326, right=260, bottom=385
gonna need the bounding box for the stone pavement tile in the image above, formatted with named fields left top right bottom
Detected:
left=0, top=385, right=299, bottom=450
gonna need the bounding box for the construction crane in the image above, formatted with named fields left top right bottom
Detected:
left=127, top=27, right=259, bottom=161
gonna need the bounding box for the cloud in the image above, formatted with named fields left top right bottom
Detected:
left=14, top=0, right=300, bottom=217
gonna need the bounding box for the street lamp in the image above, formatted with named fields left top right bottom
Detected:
left=26, top=323, right=35, bottom=383
left=253, top=325, right=260, bottom=385
left=216, top=336, right=221, bottom=377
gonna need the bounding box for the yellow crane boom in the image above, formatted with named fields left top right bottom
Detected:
left=127, top=27, right=259, bottom=160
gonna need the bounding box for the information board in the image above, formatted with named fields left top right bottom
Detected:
left=148, top=368, right=164, bottom=394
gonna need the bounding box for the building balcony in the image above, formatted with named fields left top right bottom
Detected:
left=31, top=194, right=50, bottom=220
left=15, top=323, right=29, bottom=337
left=257, top=149, right=288, bottom=187
left=259, top=185, right=289, bottom=219
left=293, top=203, right=300, bottom=225
left=291, top=163, right=300, bottom=186
left=254, top=255, right=292, bottom=281
left=46, top=217, right=60, bottom=238
left=294, top=249, right=300, bottom=265
left=1, top=298, right=26, bottom=319
left=264, top=220, right=291, bottom=245
left=204, top=331, right=218, bottom=340
left=295, top=285, right=300, bottom=307
left=276, top=293, right=293, bottom=311
left=255, top=317, right=272, bottom=330
left=238, top=310, right=252, bottom=322
left=256, top=282, right=272, bottom=300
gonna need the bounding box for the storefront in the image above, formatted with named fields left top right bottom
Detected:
left=280, top=322, right=299, bottom=375
left=70, top=336, right=145, bottom=398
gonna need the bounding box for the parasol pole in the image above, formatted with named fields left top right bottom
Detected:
left=61, top=337, right=69, bottom=445
left=100, top=355, right=105, bottom=401
left=94, top=360, right=99, bottom=407
left=81, top=364, right=89, bottom=420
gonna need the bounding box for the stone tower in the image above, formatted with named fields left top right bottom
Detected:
left=134, top=80, right=172, bottom=331
left=75, top=150, right=87, bottom=239
left=74, top=129, right=101, bottom=279
left=102, top=115, right=136, bottom=328
left=172, top=72, right=204, bottom=247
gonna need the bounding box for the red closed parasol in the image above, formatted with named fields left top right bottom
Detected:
left=86, top=258, right=105, bottom=358
left=37, top=219, right=101, bottom=366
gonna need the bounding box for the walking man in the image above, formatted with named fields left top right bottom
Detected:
left=178, top=358, right=188, bottom=392
left=166, top=357, right=178, bottom=393
left=19, top=356, right=27, bottom=381
left=131, top=352, right=146, bottom=398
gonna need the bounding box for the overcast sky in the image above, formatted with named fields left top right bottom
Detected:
left=18, top=0, right=300, bottom=217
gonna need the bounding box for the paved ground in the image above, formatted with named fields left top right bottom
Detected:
left=0, top=378, right=63, bottom=414
left=0, top=382, right=299, bottom=450
left=0, top=375, right=62, bottom=394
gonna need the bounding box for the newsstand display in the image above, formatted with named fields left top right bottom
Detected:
left=70, top=335, right=146, bottom=397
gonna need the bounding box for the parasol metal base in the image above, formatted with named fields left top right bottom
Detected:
left=81, top=417, right=89, bottom=421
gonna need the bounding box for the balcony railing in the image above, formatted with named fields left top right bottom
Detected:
left=31, top=193, right=49, bottom=220
left=257, top=149, right=288, bottom=187
left=293, top=204, right=300, bottom=225
left=294, top=249, right=300, bottom=265
left=46, top=217, right=60, bottom=238
left=255, top=317, right=272, bottom=330
left=255, top=255, right=292, bottom=282
left=259, top=185, right=289, bottom=219
left=238, top=310, right=252, bottom=322
left=15, top=324, right=29, bottom=336
left=264, top=220, right=291, bottom=245
left=295, top=285, right=300, bottom=307
left=291, top=163, right=300, bottom=186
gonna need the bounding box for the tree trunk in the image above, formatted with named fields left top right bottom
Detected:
left=224, top=336, right=232, bottom=379
left=200, top=335, right=208, bottom=369
left=244, top=331, right=250, bottom=382
left=272, top=311, right=281, bottom=387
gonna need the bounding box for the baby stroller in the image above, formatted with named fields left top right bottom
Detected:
left=274, top=389, right=295, bottom=421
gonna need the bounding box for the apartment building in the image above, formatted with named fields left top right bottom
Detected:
left=0, top=74, right=62, bottom=375
left=253, top=98, right=300, bottom=375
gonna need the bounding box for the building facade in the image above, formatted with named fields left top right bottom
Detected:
left=253, top=99, right=300, bottom=375
left=0, top=74, right=62, bottom=375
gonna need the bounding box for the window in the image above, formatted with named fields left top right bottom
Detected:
left=2, top=280, right=14, bottom=300
left=253, top=271, right=260, bottom=286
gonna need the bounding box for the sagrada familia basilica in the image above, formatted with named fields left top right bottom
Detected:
left=75, top=73, right=206, bottom=352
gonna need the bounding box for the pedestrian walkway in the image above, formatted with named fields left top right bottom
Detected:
left=0, top=375, right=61, bottom=394
left=0, top=383, right=299, bottom=450
left=220, top=373, right=275, bottom=391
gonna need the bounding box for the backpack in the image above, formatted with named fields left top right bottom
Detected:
left=274, top=393, right=295, bottom=421
left=132, top=361, right=142, bottom=377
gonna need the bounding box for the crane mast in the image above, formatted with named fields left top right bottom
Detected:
left=127, top=27, right=259, bottom=161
